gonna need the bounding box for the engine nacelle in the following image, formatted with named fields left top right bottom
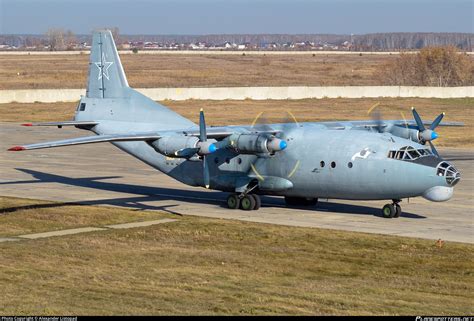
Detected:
left=228, top=133, right=287, bottom=154
left=151, top=136, right=199, bottom=158
left=152, top=136, right=218, bottom=158
left=389, top=126, right=423, bottom=143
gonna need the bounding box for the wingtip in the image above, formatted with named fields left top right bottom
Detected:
left=8, top=146, right=26, bottom=151
left=21, top=123, right=33, bottom=126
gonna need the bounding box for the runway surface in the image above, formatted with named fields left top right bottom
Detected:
left=1, top=123, right=473, bottom=243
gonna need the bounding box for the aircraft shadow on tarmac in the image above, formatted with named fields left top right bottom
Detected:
left=0, top=168, right=426, bottom=219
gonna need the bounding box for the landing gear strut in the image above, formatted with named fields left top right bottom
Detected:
left=382, top=199, right=402, bottom=218
left=226, top=193, right=261, bottom=211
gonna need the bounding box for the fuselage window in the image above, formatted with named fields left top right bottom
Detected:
left=79, top=103, right=86, bottom=111
left=348, top=162, right=353, bottom=168
left=388, top=146, right=433, bottom=160
left=395, top=151, right=405, bottom=160
left=331, top=161, right=336, bottom=168
left=320, top=161, right=325, bottom=168
left=225, top=158, right=231, bottom=164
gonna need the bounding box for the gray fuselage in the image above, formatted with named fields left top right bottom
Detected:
left=75, top=91, right=457, bottom=202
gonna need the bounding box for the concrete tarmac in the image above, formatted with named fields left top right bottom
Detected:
left=1, top=123, right=473, bottom=243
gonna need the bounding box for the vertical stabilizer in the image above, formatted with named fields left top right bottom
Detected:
left=86, top=30, right=129, bottom=98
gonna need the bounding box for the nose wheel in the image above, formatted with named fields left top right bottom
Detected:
left=382, top=200, right=402, bottom=218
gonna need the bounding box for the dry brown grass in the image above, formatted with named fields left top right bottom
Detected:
left=1, top=196, right=473, bottom=315
left=0, top=53, right=396, bottom=89
left=0, top=196, right=166, bottom=237
left=1, top=98, right=471, bottom=147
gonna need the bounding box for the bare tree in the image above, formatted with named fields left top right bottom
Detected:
left=46, top=28, right=65, bottom=51
left=377, top=46, right=473, bottom=86
left=65, top=30, right=76, bottom=50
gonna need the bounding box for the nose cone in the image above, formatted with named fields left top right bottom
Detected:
left=267, top=138, right=287, bottom=152
left=431, top=131, right=438, bottom=140
left=208, top=143, right=217, bottom=153
left=422, top=186, right=453, bottom=202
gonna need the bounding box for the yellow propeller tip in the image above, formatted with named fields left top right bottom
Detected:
left=200, top=108, right=204, bottom=112
left=205, top=185, right=210, bottom=189
left=411, top=107, right=415, bottom=110
left=443, top=112, right=446, bottom=115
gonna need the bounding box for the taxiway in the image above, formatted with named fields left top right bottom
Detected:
left=1, top=123, right=473, bottom=243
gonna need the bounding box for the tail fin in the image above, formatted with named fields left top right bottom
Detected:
left=86, top=30, right=129, bottom=98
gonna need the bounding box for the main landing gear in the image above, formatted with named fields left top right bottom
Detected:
left=382, top=199, right=402, bottom=218
left=227, top=193, right=261, bottom=211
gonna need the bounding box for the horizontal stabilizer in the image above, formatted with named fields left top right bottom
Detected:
left=21, top=121, right=99, bottom=128
left=8, top=133, right=161, bottom=151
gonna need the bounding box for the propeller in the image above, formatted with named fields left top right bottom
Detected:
left=367, top=102, right=384, bottom=133
left=411, top=107, right=444, bottom=157
left=251, top=110, right=299, bottom=178
left=197, top=108, right=217, bottom=188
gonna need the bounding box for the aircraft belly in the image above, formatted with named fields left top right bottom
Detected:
left=110, top=141, right=201, bottom=186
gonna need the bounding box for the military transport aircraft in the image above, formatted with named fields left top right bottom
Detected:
left=9, top=30, right=462, bottom=218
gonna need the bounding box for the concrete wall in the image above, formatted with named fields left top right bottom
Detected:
left=0, top=86, right=472, bottom=103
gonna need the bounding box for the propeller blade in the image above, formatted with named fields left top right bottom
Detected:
left=203, top=155, right=210, bottom=188
left=367, top=102, right=384, bottom=133
left=199, top=109, right=211, bottom=188
left=430, top=112, right=445, bottom=130
left=275, top=110, right=299, bottom=139
left=372, top=109, right=384, bottom=133
left=251, top=111, right=274, bottom=132
left=199, top=108, right=207, bottom=142
left=411, top=107, right=425, bottom=131
left=428, top=141, right=440, bottom=157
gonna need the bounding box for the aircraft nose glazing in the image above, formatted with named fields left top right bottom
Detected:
left=436, top=161, right=461, bottom=187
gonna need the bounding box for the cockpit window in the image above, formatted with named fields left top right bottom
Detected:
left=387, top=146, right=433, bottom=160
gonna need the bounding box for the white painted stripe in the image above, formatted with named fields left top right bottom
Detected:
left=0, top=237, right=21, bottom=243
left=18, top=227, right=106, bottom=239
left=4, top=218, right=178, bottom=242
left=105, top=218, right=177, bottom=229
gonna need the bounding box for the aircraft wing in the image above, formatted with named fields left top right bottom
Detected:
left=392, top=120, right=464, bottom=127
left=182, top=126, right=282, bottom=138
left=21, top=121, right=99, bottom=128
left=321, top=120, right=464, bottom=130
left=8, top=133, right=161, bottom=151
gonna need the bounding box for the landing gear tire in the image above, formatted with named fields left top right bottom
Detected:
left=394, top=204, right=402, bottom=218
left=382, top=204, right=395, bottom=218
left=240, top=195, right=256, bottom=211
left=251, top=194, right=261, bottom=210
left=227, top=194, right=240, bottom=209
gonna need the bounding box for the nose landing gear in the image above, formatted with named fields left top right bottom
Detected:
left=382, top=199, right=402, bottom=218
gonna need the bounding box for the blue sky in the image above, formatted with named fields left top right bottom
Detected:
left=1, top=0, right=472, bottom=34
